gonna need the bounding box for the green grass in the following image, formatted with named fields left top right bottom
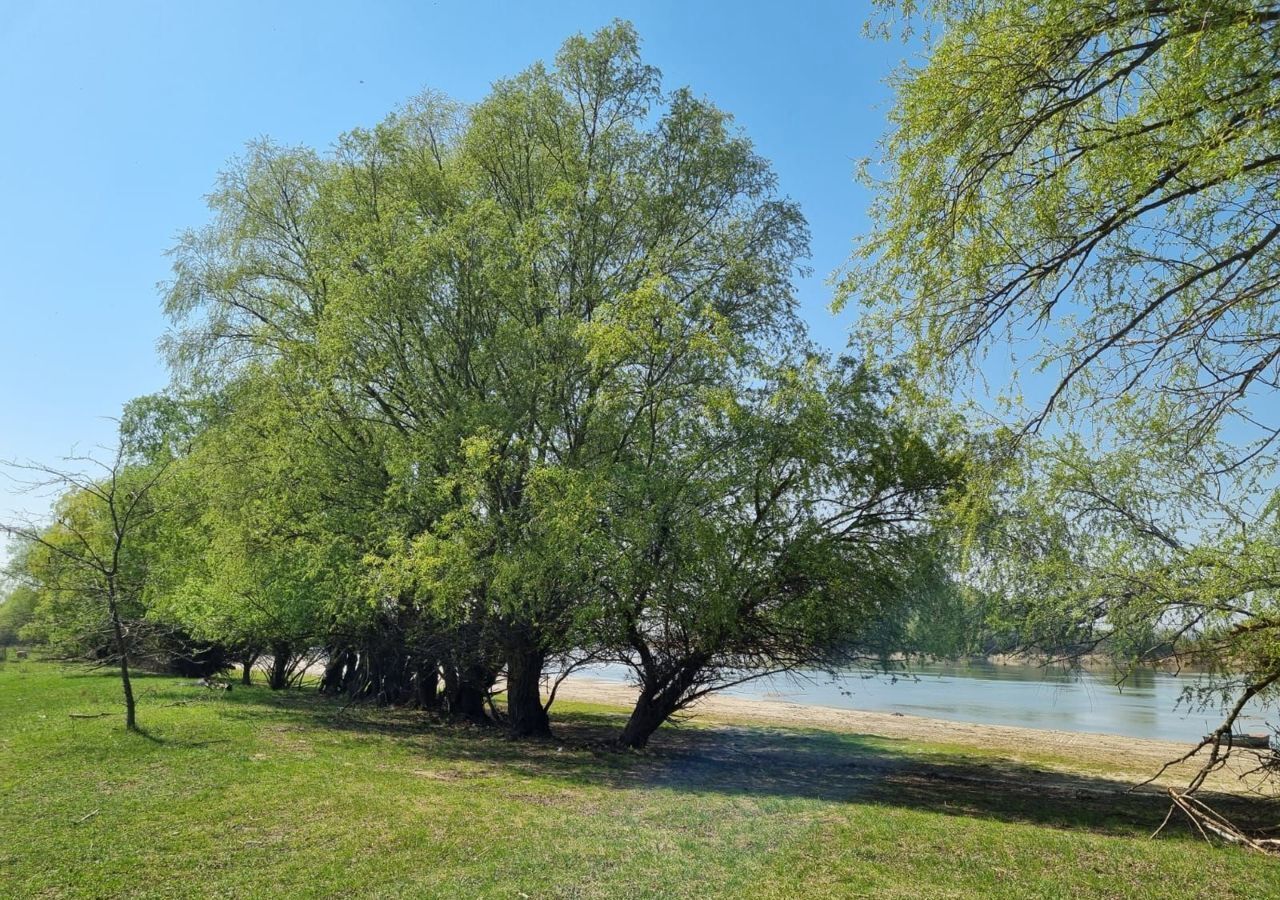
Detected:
left=1, top=660, right=1276, bottom=899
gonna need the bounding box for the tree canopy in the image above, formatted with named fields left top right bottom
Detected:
left=851, top=0, right=1280, bottom=801
left=851, top=0, right=1280, bottom=452
left=0, top=20, right=958, bottom=745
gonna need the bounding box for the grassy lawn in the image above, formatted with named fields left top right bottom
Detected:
left=1, top=659, right=1276, bottom=899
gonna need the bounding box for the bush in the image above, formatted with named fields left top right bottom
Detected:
left=0, top=585, right=39, bottom=646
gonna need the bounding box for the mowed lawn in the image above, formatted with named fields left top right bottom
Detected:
left=1, top=660, right=1276, bottom=899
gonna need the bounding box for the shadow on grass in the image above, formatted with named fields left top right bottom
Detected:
left=172, top=680, right=1280, bottom=842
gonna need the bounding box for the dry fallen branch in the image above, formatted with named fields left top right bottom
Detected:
left=1159, top=789, right=1280, bottom=855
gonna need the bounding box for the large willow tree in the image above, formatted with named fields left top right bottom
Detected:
left=850, top=0, right=1280, bottom=798
left=165, top=21, right=960, bottom=741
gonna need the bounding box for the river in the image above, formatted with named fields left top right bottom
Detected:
left=577, top=660, right=1275, bottom=744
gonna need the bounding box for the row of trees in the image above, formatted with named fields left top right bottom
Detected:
left=11, top=1, right=1270, bottom=798
left=2, top=23, right=966, bottom=747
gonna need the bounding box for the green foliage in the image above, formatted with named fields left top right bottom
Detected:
left=593, top=358, right=966, bottom=700
left=2, top=22, right=964, bottom=742
left=148, top=375, right=364, bottom=667
left=851, top=0, right=1280, bottom=451
left=155, top=20, right=962, bottom=733
left=851, top=0, right=1280, bottom=748
left=0, top=583, right=38, bottom=645
left=16, top=471, right=158, bottom=656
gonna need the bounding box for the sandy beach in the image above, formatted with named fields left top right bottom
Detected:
left=554, top=676, right=1268, bottom=791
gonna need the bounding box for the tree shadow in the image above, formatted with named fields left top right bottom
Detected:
left=192, top=681, right=1280, bottom=840
left=53, top=667, right=181, bottom=682
left=622, top=724, right=1278, bottom=837
left=128, top=725, right=174, bottom=745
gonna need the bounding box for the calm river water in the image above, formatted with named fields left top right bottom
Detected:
left=578, top=661, right=1275, bottom=743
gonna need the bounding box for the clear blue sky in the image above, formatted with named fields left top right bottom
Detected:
left=0, top=0, right=908, bottom=528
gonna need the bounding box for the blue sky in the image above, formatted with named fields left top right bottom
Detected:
left=0, top=0, right=909, bottom=528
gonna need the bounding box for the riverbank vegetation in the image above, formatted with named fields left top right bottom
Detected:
left=2, top=22, right=967, bottom=752
left=2, top=659, right=1276, bottom=899
left=846, top=0, right=1280, bottom=834
left=2, top=1, right=1279, bottom=875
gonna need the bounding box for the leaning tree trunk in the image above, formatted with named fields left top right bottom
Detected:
left=616, top=664, right=702, bottom=750
left=506, top=642, right=551, bottom=738
left=106, top=590, right=137, bottom=731
left=617, top=689, right=673, bottom=749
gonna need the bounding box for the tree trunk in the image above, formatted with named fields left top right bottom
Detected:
left=342, top=650, right=360, bottom=694
left=441, top=662, right=459, bottom=709
left=616, top=664, right=702, bottom=749
left=506, top=643, right=551, bottom=738
left=106, top=592, right=137, bottom=731
left=415, top=657, right=440, bottom=709
left=617, top=692, right=669, bottom=749
left=119, top=655, right=137, bottom=731
left=241, top=650, right=258, bottom=686
left=450, top=680, right=490, bottom=723
left=319, top=649, right=350, bottom=694
left=443, top=662, right=493, bottom=724
left=267, top=643, right=292, bottom=690
left=388, top=652, right=415, bottom=705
